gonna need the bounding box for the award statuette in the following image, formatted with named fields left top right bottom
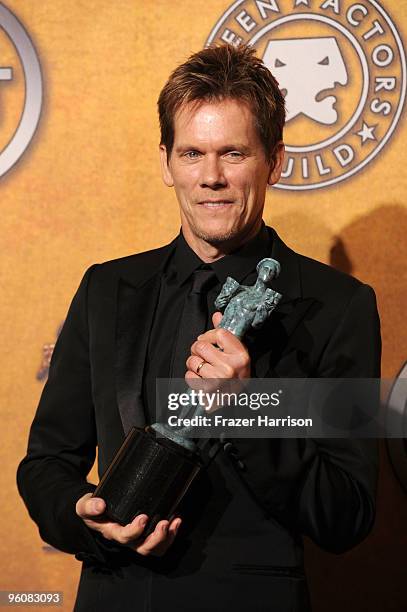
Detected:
left=93, top=258, right=282, bottom=535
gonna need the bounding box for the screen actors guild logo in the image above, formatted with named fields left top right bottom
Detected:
left=207, top=0, right=406, bottom=190
left=263, top=37, right=348, bottom=124
left=0, top=3, right=42, bottom=179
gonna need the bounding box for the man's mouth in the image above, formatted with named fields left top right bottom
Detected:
left=198, top=200, right=234, bottom=208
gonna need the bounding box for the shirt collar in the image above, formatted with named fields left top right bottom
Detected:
left=170, top=222, right=272, bottom=287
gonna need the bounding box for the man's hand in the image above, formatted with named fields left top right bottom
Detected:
left=186, top=312, right=250, bottom=381
left=76, top=493, right=181, bottom=557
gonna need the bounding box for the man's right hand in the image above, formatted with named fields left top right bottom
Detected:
left=76, top=493, right=181, bottom=557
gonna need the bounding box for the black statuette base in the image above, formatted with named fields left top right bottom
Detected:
left=93, top=426, right=202, bottom=536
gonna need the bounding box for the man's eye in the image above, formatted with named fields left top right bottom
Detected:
left=226, top=151, right=243, bottom=159
left=184, top=151, right=201, bottom=159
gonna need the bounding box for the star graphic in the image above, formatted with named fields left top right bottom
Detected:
left=294, top=0, right=310, bottom=6
left=356, top=122, right=377, bottom=144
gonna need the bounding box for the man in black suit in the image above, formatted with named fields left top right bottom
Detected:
left=17, top=44, right=381, bottom=611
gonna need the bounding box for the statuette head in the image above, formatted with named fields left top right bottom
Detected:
left=256, top=258, right=281, bottom=283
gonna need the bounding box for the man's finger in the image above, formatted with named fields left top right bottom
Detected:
left=136, top=518, right=181, bottom=556
left=188, top=344, right=224, bottom=369
left=76, top=493, right=106, bottom=519
left=158, top=517, right=181, bottom=552
left=135, top=518, right=181, bottom=557
left=185, top=370, right=220, bottom=396
left=134, top=520, right=170, bottom=555
left=187, top=335, right=229, bottom=377
left=108, top=514, right=149, bottom=544
left=212, top=311, right=222, bottom=327
left=197, top=327, right=245, bottom=353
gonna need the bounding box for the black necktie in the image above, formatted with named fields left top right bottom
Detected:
left=171, top=266, right=217, bottom=379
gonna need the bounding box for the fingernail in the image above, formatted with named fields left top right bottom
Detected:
left=161, top=523, right=168, bottom=533
left=139, top=515, right=148, bottom=526
left=92, top=500, right=103, bottom=512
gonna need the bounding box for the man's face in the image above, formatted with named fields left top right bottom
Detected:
left=159, top=98, right=284, bottom=250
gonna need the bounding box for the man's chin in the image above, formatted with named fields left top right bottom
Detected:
left=191, top=224, right=244, bottom=247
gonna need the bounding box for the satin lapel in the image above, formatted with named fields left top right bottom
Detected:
left=115, top=274, right=161, bottom=434
left=250, top=228, right=317, bottom=377
left=114, top=239, right=177, bottom=435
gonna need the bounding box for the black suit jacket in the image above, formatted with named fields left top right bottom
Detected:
left=17, top=227, right=381, bottom=612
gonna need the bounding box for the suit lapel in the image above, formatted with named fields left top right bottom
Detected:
left=250, top=228, right=317, bottom=377
left=115, top=240, right=176, bottom=435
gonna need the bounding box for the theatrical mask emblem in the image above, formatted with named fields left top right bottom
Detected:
left=207, top=0, right=406, bottom=190
left=263, top=37, right=347, bottom=124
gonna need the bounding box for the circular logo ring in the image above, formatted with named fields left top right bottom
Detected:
left=0, top=3, right=43, bottom=178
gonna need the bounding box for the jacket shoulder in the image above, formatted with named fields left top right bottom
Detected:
left=292, top=250, right=379, bottom=335
left=86, top=241, right=175, bottom=289
left=298, top=252, right=363, bottom=295
left=98, top=243, right=172, bottom=272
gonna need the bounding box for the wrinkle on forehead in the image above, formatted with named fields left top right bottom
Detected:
left=173, top=98, right=259, bottom=150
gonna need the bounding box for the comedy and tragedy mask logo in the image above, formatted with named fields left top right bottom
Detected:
left=263, top=37, right=348, bottom=124
left=207, top=0, right=406, bottom=190
left=0, top=3, right=42, bottom=179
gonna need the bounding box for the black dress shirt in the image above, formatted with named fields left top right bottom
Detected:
left=142, top=223, right=271, bottom=423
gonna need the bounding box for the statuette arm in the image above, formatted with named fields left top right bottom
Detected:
left=214, top=276, right=241, bottom=310
left=252, top=288, right=282, bottom=329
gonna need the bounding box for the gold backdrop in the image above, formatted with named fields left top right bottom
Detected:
left=1, top=1, right=406, bottom=610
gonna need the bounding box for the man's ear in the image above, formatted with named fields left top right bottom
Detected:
left=159, top=144, right=174, bottom=187
left=267, top=141, right=285, bottom=186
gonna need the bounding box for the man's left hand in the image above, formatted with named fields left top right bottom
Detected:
left=185, top=312, right=250, bottom=380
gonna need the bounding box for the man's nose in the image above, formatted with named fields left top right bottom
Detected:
left=199, top=155, right=227, bottom=189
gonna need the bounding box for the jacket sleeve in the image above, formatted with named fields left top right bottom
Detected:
left=16, top=266, right=125, bottom=566
left=234, top=283, right=381, bottom=554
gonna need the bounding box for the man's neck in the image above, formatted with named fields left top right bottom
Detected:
left=181, top=221, right=263, bottom=263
